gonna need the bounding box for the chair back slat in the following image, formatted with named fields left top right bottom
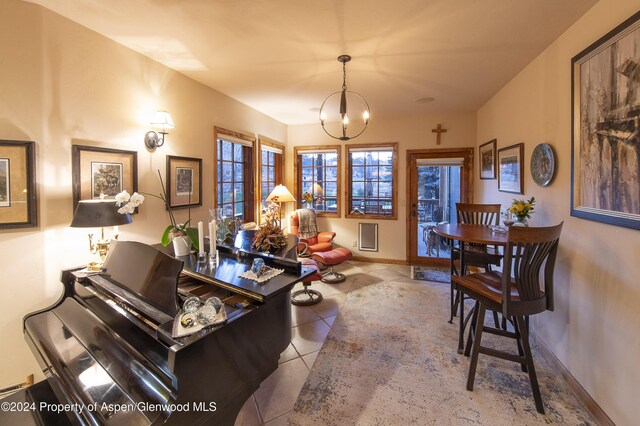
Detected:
left=502, top=223, right=563, bottom=315
left=456, top=203, right=501, bottom=225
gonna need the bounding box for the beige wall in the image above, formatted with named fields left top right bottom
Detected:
left=0, top=0, right=287, bottom=385
left=287, top=112, right=477, bottom=259
left=477, top=1, right=640, bottom=424
left=2, top=0, right=636, bottom=423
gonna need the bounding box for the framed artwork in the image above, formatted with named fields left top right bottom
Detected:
left=498, top=143, right=524, bottom=194
left=0, top=140, right=36, bottom=229
left=571, top=11, right=640, bottom=230
left=72, top=145, right=137, bottom=211
left=479, top=139, right=497, bottom=179
left=166, top=155, right=202, bottom=209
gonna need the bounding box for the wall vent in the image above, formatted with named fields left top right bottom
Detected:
left=358, top=223, right=378, bottom=252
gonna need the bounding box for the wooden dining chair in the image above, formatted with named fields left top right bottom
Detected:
left=452, top=223, right=563, bottom=414
left=449, top=203, right=502, bottom=323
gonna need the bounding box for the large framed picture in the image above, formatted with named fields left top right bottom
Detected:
left=479, top=139, right=497, bottom=179
left=72, top=145, right=137, bottom=211
left=0, top=140, right=36, bottom=229
left=166, top=155, right=202, bottom=209
left=498, top=143, right=524, bottom=194
left=571, top=11, right=640, bottom=230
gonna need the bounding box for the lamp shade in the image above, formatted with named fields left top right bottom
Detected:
left=70, top=200, right=132, bottom=227
left=150, top=111, right=175, bottom=132
left=266, top=185, right=296, bottom=203
left=310, top=183, right=323, bottom=196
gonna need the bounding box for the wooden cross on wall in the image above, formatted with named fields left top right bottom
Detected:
left=432, top=124, right=447, bottom=145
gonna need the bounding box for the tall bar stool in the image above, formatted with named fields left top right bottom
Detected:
left=452, top=223, right=563, bottom=414
left=450, top=203, right=502, bottom=325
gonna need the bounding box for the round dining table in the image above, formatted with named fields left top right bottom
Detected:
left=434, top=223, right=508, bottom=353
left=434, top=223, right=509, bottom=246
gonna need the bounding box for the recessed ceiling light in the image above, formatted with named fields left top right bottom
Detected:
left=416, top=97, right=435, bottom=104
left=309, top=107, right=320, bottom=112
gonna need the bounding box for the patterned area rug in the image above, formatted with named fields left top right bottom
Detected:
left=411, top=266, right=450, bottom=283
left=289, top=281, right=595, bottom=425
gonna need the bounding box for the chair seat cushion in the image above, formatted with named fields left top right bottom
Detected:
left=452, top=271, right=521, bottom=304
left=312, top=247, right=353, bottom=265
left=308, top=242, right=334, bottom=253
left=300, top=258, right=323, bottom=282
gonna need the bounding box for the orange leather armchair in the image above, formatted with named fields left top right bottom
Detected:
left=289, top=209, right=336, bottom=255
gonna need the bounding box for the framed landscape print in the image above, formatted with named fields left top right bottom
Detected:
left=571, top=11, right=640, bottom=230
left=0, top=140, right=36, bottom=229
left=479, top=139, right=497, bottom=179
left=72, top=145, right=137, bottom=211
left=498, top=143, right=524, bottom=194
left=166, top=155, right=202, bottom=209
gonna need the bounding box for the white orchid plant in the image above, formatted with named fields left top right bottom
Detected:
left=114, top=170, right=199, bottom=250
left=115, top=190, right=145, bottom=214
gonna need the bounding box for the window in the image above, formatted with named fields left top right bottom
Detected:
left=214, top=127, right=256, bottom=221
left=258, top=139, right=284, bottom=217
left=294, top=146, right=341, bottom=217
left=346, top=143, right=398, bottom=219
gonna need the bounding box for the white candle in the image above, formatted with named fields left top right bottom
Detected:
left=209, top=220, right=217, bottom=255
left=198, top=221, right=205, bottom=255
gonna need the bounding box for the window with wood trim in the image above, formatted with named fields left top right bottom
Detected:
left=294, top=146, right=341, bottom=217
left=346, top=143, right=398, bottom=219
left=214, top=127, right=255, bottom=221
left=258, top=140, right=284, bottom=215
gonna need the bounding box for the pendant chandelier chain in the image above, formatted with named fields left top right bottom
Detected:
left=342, top=61, right=347, bottom=91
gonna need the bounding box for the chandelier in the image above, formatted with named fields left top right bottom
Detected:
left=319, top=55, right=370, bottom=141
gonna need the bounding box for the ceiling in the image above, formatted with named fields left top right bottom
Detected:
left=27, top=0, right=597, bottom=125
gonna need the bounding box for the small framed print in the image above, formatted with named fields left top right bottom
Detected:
left=498, top=143, right=524, bottom=194
left=479, top=139, right=497, bottom=180
left=166, top=155, right=202, bottom=209
left=0, top=140, right=36, bottom=229
left=72, top=145, right=137, bottom=211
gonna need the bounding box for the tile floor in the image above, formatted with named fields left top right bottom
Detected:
left=233, top=261, right=415, bottom=425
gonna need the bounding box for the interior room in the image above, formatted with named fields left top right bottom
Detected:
left=0, top=0, right=638, bottom=424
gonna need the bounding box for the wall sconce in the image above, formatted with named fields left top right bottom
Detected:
left=144, top=110, right=175, bottom=149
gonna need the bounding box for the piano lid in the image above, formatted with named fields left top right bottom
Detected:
left=99, top=240, right=183, bottom=318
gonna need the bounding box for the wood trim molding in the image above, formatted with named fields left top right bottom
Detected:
left=293, top=145, right=342, bottom=218
left=531, top=332, right=614, bottom=426
left=351, top=255, right=408, bottom=265
left=405, top=147, right=474, bottom=264
left=344, top=142, right=398, bottom=220
left=257, top=138, right=286, bottom=223
left=213, top=126, right=257, bottom=219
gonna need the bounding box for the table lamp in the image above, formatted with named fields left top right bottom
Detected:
left=70, top=199, right=132, bottom=271
left=266, top=185, right=296, bottom=227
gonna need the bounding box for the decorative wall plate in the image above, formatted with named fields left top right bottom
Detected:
left=530, top=143, right=555, bottom=187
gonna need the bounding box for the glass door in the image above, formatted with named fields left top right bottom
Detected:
left=407, top=149, right=473, bottom=265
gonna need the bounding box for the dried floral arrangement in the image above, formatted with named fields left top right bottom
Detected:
left=252, top=202, right=286, bottom=253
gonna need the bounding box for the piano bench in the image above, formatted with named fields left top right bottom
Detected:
left=292, top=258, right=323, bottom=306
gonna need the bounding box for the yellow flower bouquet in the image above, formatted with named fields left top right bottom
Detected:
left=301, top=192, right=315, bottom=205
left=509, top=196, right=535, bottom=221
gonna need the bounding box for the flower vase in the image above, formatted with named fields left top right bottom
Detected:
left=513, top=216, right=529, bottom=227
left=172, top=235, right=192, bottom=256
left=304, top=202, right=313, bottom=210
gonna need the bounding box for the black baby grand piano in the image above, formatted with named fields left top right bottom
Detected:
left=4, top=233, right=312, bottom=425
